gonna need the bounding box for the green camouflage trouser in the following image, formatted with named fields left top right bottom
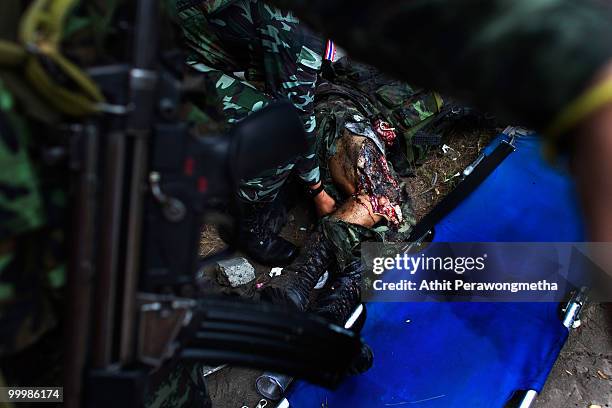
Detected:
left=177, top=0, right=324, bottom=202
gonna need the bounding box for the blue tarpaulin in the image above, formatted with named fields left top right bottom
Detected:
left=286, top=132, right=585, bottom=407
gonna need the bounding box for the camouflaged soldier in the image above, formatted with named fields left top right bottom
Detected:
left=173, top=0, right=338, bottom=266
left=262, top=57, right=452, bottom=322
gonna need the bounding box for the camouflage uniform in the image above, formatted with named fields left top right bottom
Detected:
left=314, top=58, right=443, bottom=269
left=175, top=0, right=325, bottom=202
left=260, top=60, right=448, bottom=318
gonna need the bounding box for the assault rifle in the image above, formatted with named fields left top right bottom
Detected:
left=62, top=1, right=363, bottom=406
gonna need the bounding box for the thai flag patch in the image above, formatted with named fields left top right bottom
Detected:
left=324, top=40, right=337, bottom=62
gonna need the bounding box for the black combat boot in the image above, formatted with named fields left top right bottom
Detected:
left=312, top=260, right=363, bottom=326
left=348, top=343, right=374, bottom=375
left=234, top=200, right=298, bottom=266
left=314, top=261, right=373, bottom=374
left=261, top=227, right=335, bottom=311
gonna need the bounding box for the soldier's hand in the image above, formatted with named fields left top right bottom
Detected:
left=311, top=183, right=336, bottom=217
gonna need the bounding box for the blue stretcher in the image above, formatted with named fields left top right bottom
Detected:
left=280, top=128, right=587, bottom=408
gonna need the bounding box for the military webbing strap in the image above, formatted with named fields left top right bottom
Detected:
left=0, top=70, right=60, bottom=125
left=316, top=81, right=379, bottom=120
left=0, top=0, right=104, bottom=117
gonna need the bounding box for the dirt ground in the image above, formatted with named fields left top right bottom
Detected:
left=536, top=303, right=612, bottom=408
left=199, top=128, right=612, bottom=408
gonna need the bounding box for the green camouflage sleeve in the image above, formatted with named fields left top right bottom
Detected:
left=178, top=0, right=323, bottom=186
left=254, top=2, right=324, bottom=185
left=269, top=0, right=612, bottom=131
left=188, top=62, right=270, bottom=124
left=187, top=61, right=300, bottom=202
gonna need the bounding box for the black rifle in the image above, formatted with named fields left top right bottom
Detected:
left=63, top=1, right=363, bottom=407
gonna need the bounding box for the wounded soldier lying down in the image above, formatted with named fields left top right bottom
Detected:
left=261, top=57, right=450, bottom=324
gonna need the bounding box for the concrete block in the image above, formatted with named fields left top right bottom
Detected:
left=217, top=257, right=256, bottom=288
